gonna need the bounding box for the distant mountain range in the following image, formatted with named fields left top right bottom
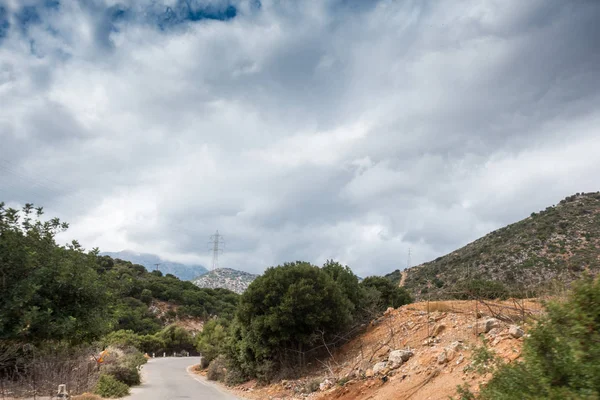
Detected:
left=192, top=268, right=258, bottom=294
left=100, top=250, right=208, bottom=281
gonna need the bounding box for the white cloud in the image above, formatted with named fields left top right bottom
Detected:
left=1, top=0, right=599, bottom=275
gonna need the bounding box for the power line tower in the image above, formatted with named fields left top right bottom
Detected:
left=153, top=263, right=161, bottom=272
left=208, top=230, right=225, bottom=271
left=407, top=248, right=412, bottom=269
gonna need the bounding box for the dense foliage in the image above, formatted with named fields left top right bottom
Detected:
left=230, top=261, right=354, bottom=380
left=0, top=203, right=111, bottom=344
left=2, top=202, right=415, bottom=389
left=0, top=203, right=238, bottom=347
left=219, top=261, right=412, bottom=382
left=360, top=276, right=412, bottom=311
left=478, top=276, right=600, bottom=399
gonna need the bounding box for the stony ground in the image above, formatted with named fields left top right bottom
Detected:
left=223, top=300, right=543, bottom=400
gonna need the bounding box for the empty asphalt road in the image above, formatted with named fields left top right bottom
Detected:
left=127, top=357, right=240, bottom=400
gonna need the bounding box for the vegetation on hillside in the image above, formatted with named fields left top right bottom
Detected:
left=1, top=202, right=412, bottom=395
left=455, top=275, right=600, bottom=399
left=0, top=202, right=239, bottom=396
left=392, top=192, right=600, bottom=299
left=201, top=260, right=412, bottom=383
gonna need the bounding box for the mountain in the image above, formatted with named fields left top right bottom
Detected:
left=100, top=250, right=208, bottom=281
left=389, top=192, right=600, bottom=299
left=192, top=268, right=258, bottom=294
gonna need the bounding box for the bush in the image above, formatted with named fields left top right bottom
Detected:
left=103, top=364, right=140, bottom=386
left=233, top=262, right=354, bottom=380
left=94, top=374, right=130, bottom=398
left=454, top=279, right=509, bottom=300
left=195, top=318, right=229, bottom=364
left=207, top=355, right=227, bottom=381
left=360, top=276, right=412, bottom=311
left=479, top=276, right=600, bottom=399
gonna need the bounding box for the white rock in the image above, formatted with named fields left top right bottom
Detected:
left=389, top=350, right=414, bottom=367
left=476, top=318, right=501, bottom=333
left=373, top=362, right=387, bottom=374
left=509, top=325, right=524, bottom=338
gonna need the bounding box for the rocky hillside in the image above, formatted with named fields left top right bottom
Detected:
left=227, top=300, right=534, bottom=400
left=100, top=250, right=208, bottom=280
left=192, top=268, right=258, bottom=294
left=393, top=192, right=600, bottom=299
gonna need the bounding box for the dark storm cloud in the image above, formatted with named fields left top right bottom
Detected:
left=0, top=0, right=599, bottom=276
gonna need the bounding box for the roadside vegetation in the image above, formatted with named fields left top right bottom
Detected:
left=454, top=275, right=600, bottom=399
left=200, top=260, right=413, bottom=384
left=0, top=202, right=238, bottom=397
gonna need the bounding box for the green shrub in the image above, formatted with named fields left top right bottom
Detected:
left=196, top=318, right=229, bottom=364
left=479, top=276, right=600, bottom=399
left=94, top=374, right=130, bottom=398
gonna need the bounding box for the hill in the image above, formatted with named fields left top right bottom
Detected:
left=390, top=192, right=600, bottom=299
left=192, top=267, right=258, bottom=294
left=100, top=249, right=208, bottom=280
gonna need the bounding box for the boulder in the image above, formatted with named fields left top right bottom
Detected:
left=384, top=307, right=395, bottom=315
left=509, top=325, right=524, bottom=338
left=448, top=341, right=464, bottom=352
left=476, top=318, right=500, bottom=333
left=437, top=351, right=449, bottom=364
left=389, top=350, right=414, bottom=367
left=373, top=362, right=387, bottom=375
left=432, top=324, right=446, bottom=336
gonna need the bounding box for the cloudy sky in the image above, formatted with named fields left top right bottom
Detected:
left=1, top=0, right=599, bottom=277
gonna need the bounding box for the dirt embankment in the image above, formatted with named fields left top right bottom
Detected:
left=228, top=300, right=542, bottom=400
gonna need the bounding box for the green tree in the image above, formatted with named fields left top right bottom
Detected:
left=360, top=276, right=412, bottom=312
left=0, top=203, right=112, bottom=344
left=233, top=261, right=353, bottom=380
left=196, top=318, right=229, bottom=364
left=322, top=260, right=362, bottom=313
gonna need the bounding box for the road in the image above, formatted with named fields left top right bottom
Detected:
left=127, top=357, right=241, bottom=400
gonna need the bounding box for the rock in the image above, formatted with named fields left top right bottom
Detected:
left=384, top=307, right=395, bottom=315
left=437, top=350, right=449, bottom=364
left=445, top=348, right=456, bottom=362
left=373, top=362, right=387, bottom=375
left=432, top=324, right=446, bottom=336
left=365, top=369, right=374, bottom=377
left=448, top=341, right=464, bottom=352
left=319, top=379, right=334, bottom=391
left=389, top=350, right=414, bottom=367
left=476, top=318, right=500, bottom=333
left=509, top=325, right=524, bottom=338
left=487, top=327, right=503, bottom=337
left=456, top=355, right=465, bottom=365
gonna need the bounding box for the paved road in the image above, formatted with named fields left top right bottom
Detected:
left=128, top=357, right=240, bottom=400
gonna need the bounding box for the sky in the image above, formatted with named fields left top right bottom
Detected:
left=1, top=0, right=599, bottom=277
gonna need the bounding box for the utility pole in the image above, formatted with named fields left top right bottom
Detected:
left=154, top=263, right=161, bottom=272
left=407, top=248, right=412, bottom=269
left=208, top=230, right=225, bottom=271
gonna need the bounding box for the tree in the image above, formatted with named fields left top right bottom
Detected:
left=360, top=276, right=412, bottom=312
left=0, top=203, right=112, bottom=344
left=234, top=261, right=353, bottom=380
left=322, top=260, right=362, bottom=313
left=196, top=318, right=229, bottom=364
